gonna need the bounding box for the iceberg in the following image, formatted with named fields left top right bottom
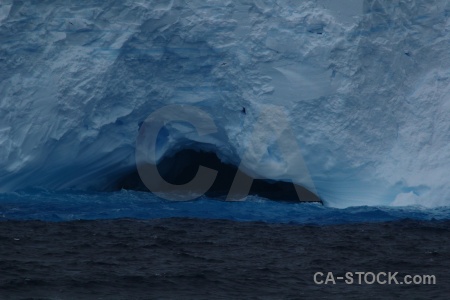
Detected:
left=0, top=0, right=449, bottom=207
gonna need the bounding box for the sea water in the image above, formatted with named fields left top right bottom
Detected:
left=1, top=189, right=449, bottom=225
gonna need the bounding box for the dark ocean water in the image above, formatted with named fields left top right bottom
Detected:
left=1, top=218, right=450, bottom=299
left=1, top=190, right=449, bottom=299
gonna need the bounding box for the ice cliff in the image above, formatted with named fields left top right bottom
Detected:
left=0, top=0, right=449, bottom=207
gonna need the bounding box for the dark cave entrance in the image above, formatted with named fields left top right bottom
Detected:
left=118, top=149, right=322, bottom=203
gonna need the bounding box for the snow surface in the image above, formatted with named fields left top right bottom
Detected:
left=0, top=0, right=449, bottom=208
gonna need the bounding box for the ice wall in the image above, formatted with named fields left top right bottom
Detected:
left=0, top=0, right=449, bottom=207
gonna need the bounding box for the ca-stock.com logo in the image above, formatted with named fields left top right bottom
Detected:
left=135, top=104, right=318, bottom=202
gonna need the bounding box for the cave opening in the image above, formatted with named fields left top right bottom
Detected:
left=118, top=148, right=322, bottom=203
